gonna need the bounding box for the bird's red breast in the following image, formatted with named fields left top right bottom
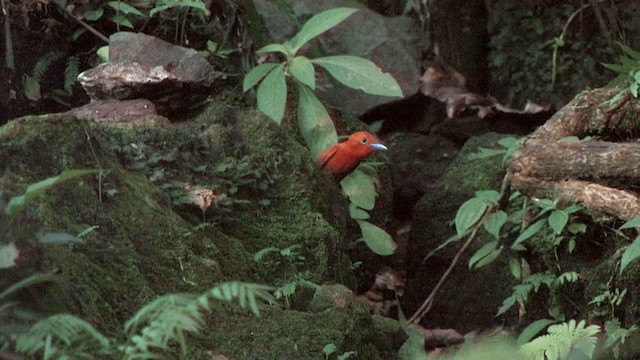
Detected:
left=316, top=131, right=387, bottom=181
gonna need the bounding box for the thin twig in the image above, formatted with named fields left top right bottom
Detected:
left=408, top=208, right=493, bottom=324
left=52, top=1, right=110, bottom=44
left=1, top=0, right=14, bottom=70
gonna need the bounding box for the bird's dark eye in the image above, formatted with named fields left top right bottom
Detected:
left=360, top=137, right=368, bottom=144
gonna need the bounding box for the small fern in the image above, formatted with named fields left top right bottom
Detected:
left=497, top=273, right=554, bottom=316
left=32, top=51, right=65, bottom=82
left=64, top=55, right=80, bottom=94
left=520, top=319, right=600, bottom=360
left=14, top=314, right=111, bottom=358
left=121, top=282, right=275, bottom=359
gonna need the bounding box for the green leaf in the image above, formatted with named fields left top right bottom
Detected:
left=512, top=219, right=546, bottom=248
left=107, top=1, right=146, bottom=17
left=422, top=231, right=468, bottom=263
left=243, top=63, right=278, bottom=92
left=150, top=1, right=210, bottom=17
left=289, top=56, right=315, bottom=90
left=0, top=273, right=58, bottom=300
left=398, top=328, right=428, bottom=360
left=618, top=42, right=640, bottom=61
left=548, top=210, right=569, bottom=234
left=289, top=8, right=358, bottom=51
left=509, top=257, right=521, bottom=280
left=109, top=14, right=134, bottom=28
left=474, top=248, right=502, bottom=269
left=517, top=319, right=556, bottom=346
left=257, top=64, right=287, bottom=123
left=357, top=220, right=396, bottom=256
left=0, top=243, right=19, bottom=269
left=468, top=240, right=498, bottom=269
left=72, top=28, right=86, bottom=41
left=38, top=232, right=84, bottom=245
left=341, top=170, right=377, bottom=210
left=455, top=198, right=489, bottom=237
left=349, top=203, right=370, bottom=220
left=256, top=43, right=290, bottom=56
left=24, top=75, right=41, bottom=101
left=313, top=55, right=403, bottom=97
left=620, top=236, right=640, bottom=274
left=483, top=210, right=507, bottom=239
left=96, top=46, right=109, bottom=63
left=83, top=8, right=104, bottom=21
left=619, top=215, right=640, bottom=230
left=567, top=223, right=587, bottom=234
left=475, top=190, right=501, bottom=204
left=5, top=169, right=98, bottom=216
left=297, top=84, right=337, bottom=158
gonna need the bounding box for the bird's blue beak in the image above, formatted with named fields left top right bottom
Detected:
left=370, top=143, right=388, bottom=151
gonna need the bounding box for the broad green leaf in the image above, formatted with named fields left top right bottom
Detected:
left=474, top=248, right=502, bottom=269
left=289, top=56, right=315, bottom=90
left=323, top=343, right=337, bottom=356
left=349, top=203, right=369, bottom=220
left=455, top=197, right=489, bottom=237
left=297, top=84, right=337, bottom=157
left=620, top=236, right=640, bottom=273
left=567, top=223, right=587, bottom=234
left=243, top=63, right=278, bottom=92
left=548, top=209, right=569, bottom=234
left=357, top=220, right=396, bottom=256
left=257, top=64, right=286, bottom=123
left=619, top=215, right=640, bottom=230
left=341, top=170, right=377, bottom=210
left=534, top=198, right=555, bottom=211
left=289, top=8, right=358, bottom=51
left=484, top=210, right=507, bottom=239
left=468, top=240, right=498, bottom=269
left=107, top=1, right=146, bottom=17
left=475, top=190, right=501, bottom=204
left=398, top=328, right=428, bottom=360
left=512, top=219, right=546, bottom=248
left=497, top=136, right=522, bottom=148
left=109, top=14, right=134, bottom=28
left=0, top=243, right=19, bottom=269
left=96, top=46, right=109, bottom=63
left=517, top=319, right=556, bottom=346
left=509, top=257, right=521, bottom=279
left=256, top=43, right=290, bottom=57
left=5, top=169, right=98, bottom=216
left=150, top=1, right=210, bottom=17
left=312, top=55, right=403, bottom=97
left=83, top=8, right=104, bottom=21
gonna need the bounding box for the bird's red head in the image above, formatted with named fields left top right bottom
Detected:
left=316, top=130, right=387, bottom=180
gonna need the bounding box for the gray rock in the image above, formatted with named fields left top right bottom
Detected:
left=77, top=32, right=221, bottom=113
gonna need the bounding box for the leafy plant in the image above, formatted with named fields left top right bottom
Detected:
left=253, top=244, right=319, bottom=307
left=2, top=278, right=275, bottom=359
left=322, top=342, right=356, bottom=360
left=244, top=8, right=402, bottom=256
left=602, top=43, right=640, bottom=105
left=520, top=319, right=600, bottom=360
left=617, top=215, right=640, bottom=274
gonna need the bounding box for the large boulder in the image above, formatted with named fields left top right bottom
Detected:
left=404, top=133, right=517, bottom=332
left=0, top=103, right=353, bottom=344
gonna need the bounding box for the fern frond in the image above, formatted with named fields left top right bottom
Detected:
left=32, top=51, right=65, bottom=82
left=520, top=319, right=600, bottom=360
left=14, top=314, right=110, bottom=357
left=64, top=55, right=80, bottom=94
left=203, top=281, right=276, bottom=316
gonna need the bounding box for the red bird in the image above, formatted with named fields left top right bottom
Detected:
left=316, top=131, right=387, bottom=181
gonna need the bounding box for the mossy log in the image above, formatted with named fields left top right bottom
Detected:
left=508, top=87, right=640, bottom=220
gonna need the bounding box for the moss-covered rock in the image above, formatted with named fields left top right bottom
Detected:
left=404, top=133, right=516, bottom=332
left=0, top=104, right=368, bottom=354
